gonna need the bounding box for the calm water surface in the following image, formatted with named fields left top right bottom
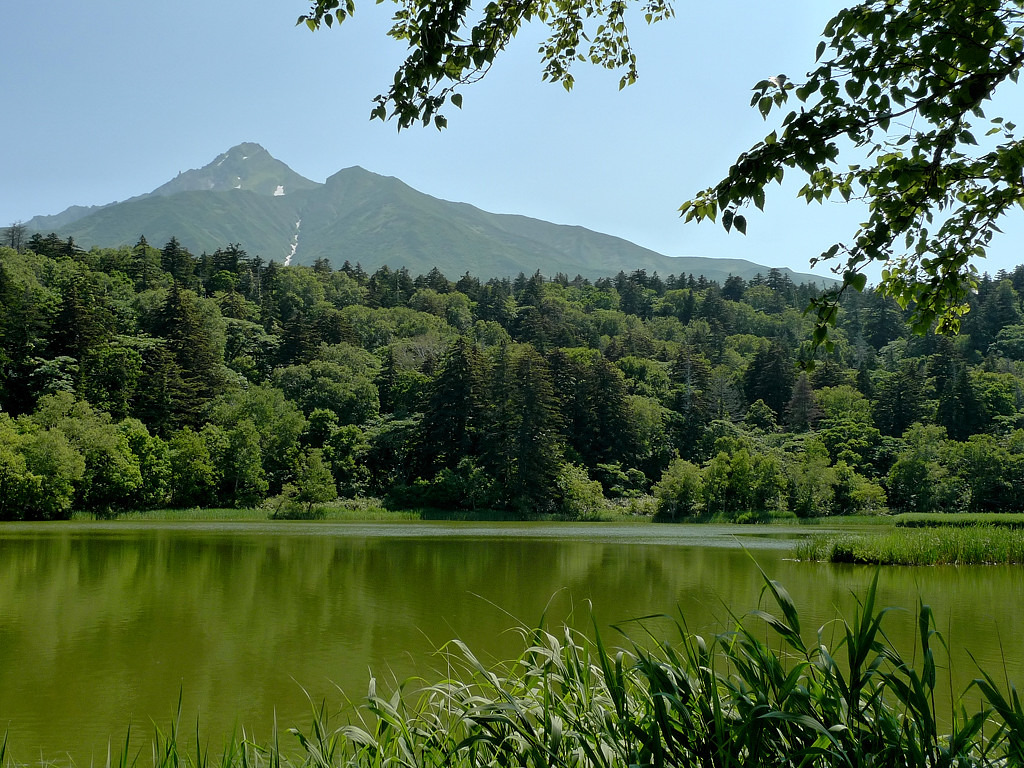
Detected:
left=0, top=521, right=1021, bottom=762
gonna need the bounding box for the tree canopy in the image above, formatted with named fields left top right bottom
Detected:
left=299, top=0, right=1024, bottom=338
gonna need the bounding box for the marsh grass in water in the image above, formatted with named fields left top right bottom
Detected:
left=796, top=525, right=1024, bottom=565
left=895, top=513, right=1024, bottom=530
left=6, top=572, right=1024, bottom=768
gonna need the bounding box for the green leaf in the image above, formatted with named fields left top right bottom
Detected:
left=734, top=214, right=747, bottom=235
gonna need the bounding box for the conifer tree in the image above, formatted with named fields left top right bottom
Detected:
left=785, top=373, right=819, bottom=432
left=873, top=362, right=928, bottom=437
left=421, top=337, right=489, bottom=472
left=47, top=274, right=113, bottom=367
left=483, top=346, right=563, bottom=513
left=129, top=235, right=162, bottom=289
left=937, top=365, right=983, bottom=441
left=578, top=355, right=637, bottom=467
left=154, top=283, right=225, bottom=427
left=161, top=237, right=195, bottom=284
left=743, top=341, right=794, bottom=418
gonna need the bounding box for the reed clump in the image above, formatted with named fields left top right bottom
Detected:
left=797, top=526, right=1024, bottom=565
left=896, top=513, right=1024, bottom=530
left=6, top=573, right=1024, bottom=768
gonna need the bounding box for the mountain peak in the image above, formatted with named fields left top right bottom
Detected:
left=149, top=143, right=320, bottom=199
left=219, top=142, right=269, bottom=162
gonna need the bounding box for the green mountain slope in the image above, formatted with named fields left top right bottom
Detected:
left=24, top=203, right=114, bottom=232
left=60, top=190, right=301, bottom=258
left=30, top=144, right=835, bottom=284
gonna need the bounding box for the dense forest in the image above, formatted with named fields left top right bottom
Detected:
left=3, top=230, right=1024, bottom=520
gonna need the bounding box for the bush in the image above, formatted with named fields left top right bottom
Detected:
left=653, top=458, right=703, bottom=520
left=555, top=463, right=606, bottom=519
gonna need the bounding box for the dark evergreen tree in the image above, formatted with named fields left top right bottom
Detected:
left=420, top=337, right=489, bottom=472
left=873, top=361, right=928, bottom=437
left=259, top=261, right=283, bottom=331
left=809, top=359, right=847, bottom=390
left=785, top=372, right=820, bottom=432
left=455, top=271, right=481, bottom=300
left=668, top=346, right=712, bottom=457
left=133, top=343, right=190, bottom=435
left=860, top=290, right=906, bottom=349
left=161, top=237, right=195, bottom=283
left=483, top=346, right=563, bottom=514
left=367, top=265, right=414, bottom=307
left=153, top=283, right=225, bottom=427
left=211, top=243, right=246, bottom=275
left=743, top=341, right=795, bottom=417
left=128, top=235, right=162, bottom=289
left=421, top=267, right=451, bottom=293
left=27, top=233, right=64, bottom=259
left=278, top=309, right=319, bottom=365
left=46, top=274, right=114, bottom=365
left=0, top=261, right=44, bottom=414
left=968, top=279, right=1021, bottom=353
left=936, top=364, right=984, bottom=441
left=60, top=236, right=85, bottom=261
left=578, top=356, right=638, bottom=468
left=721, top=275, right=746, bottom=302
left=617, top=277, right=653, bottom=319
left=926, top=335, right=960, bottom=400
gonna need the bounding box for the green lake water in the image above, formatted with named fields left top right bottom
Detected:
left=0, top=521, right=1022, bottom=762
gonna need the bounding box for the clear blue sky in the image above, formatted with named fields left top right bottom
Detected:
left=2, top=0, right=1021, bottom=280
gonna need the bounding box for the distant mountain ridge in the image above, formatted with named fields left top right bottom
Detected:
left=24, top=143, right=835, bottom=285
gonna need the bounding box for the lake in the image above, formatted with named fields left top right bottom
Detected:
left=1, top=521, right=1021, bottom=762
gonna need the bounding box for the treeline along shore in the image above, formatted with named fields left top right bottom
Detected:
left=3, top=232, right=1024, bottom=520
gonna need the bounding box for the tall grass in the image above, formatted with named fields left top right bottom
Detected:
left=6, top=572, right=1023, bottom=768
left=896, top=513, right=1024, bottom=530
left=797, top=526, right=1024, bottom=565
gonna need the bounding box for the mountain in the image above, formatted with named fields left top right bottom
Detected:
left=147, top=142, right=322, bottom=198
left=24, top=143, right=835, bottom=285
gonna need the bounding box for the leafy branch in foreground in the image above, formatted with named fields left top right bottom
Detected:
left=682, top=0, right=1024, bottom=339
left=298, top=0, right=672, bottom=130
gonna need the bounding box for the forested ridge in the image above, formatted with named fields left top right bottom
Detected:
left=3, top=230, right=1024, bottom=521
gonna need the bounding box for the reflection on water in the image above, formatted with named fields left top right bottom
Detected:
left=0, top=522, right=1020, bottom=761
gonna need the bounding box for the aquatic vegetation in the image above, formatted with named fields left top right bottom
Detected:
left=797, top=526, right=1024, bottom=565
left=895, top=513, right=1024, bottom=530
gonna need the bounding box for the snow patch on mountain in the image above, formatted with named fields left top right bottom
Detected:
left=285, top=219, right=301, bottom=266
left=274, top=185, right=285, bottom=196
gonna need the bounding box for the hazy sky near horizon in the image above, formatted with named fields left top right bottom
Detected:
left=2, top=1, right=1022, bottom=280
